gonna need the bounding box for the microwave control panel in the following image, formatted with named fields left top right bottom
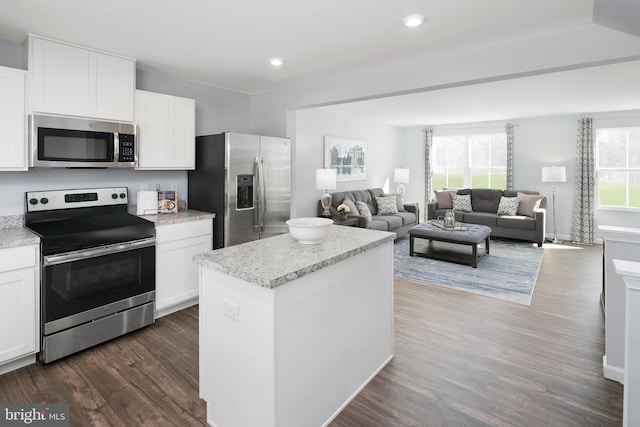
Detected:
left=118, top=134, right=135, bottom=162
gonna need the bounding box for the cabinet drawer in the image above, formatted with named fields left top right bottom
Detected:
left=156, top=219, right=213, bottom=243
left=0, top=245, right=37, bottom=272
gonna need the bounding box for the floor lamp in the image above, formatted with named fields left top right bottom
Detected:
left=541, top=166, right=567, bottom=244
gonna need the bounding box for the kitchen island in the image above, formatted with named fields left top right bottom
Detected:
left=194, top=225, right=396, bottom=427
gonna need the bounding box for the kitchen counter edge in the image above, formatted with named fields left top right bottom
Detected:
left=0, top=227, right=40, bottom=249
left=138, top=209, right=215, bottom=226
left=194, top=226, right=396, bottom=289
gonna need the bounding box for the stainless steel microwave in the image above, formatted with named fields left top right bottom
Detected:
left=29, top=114, right=137, bottom=168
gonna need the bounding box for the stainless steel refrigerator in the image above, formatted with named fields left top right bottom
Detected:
left=188, top=132, right=291, bottom=249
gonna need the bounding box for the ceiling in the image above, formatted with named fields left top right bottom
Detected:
left=319, top=60, right=640, bottom=127
left=0, top=0, right=638, bottom=126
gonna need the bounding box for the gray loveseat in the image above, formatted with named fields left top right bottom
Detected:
left=317, top=188, right=419, bottom=238
left=427, top=188, right=547, bottom=246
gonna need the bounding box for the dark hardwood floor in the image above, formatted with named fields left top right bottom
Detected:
left=0, top=242, right=623, bottom=426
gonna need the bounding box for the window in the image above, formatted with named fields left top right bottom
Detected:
left=432, top=132, right=507, bottom=190
left=596, top=126, right=640, bottom=209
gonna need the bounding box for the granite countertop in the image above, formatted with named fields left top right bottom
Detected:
left=138, top=209, right=215, bottom=226
left=194, top=225, right=396, bottom=289
left=0, top=227, right=40, bottom=250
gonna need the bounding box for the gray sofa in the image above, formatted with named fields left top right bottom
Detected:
left=317, top=188, right=419, bottom=238
left=427, top=188, right=547, bottom=246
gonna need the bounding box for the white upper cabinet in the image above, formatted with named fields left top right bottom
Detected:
left=135, top=90, right=196, bottom=170
left=27, top=35, right=135, bottom=121
left=0, top=66, right=27, bottom=171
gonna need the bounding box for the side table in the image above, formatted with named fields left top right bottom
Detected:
left=332, top=217, right=359, bottom=227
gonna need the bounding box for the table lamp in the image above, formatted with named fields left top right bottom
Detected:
left=316, top=168, right=337, bottom=217
left=394, top=168, right=410, bottom=203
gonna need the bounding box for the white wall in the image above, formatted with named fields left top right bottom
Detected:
left=293, top=109, right=403, bottom=218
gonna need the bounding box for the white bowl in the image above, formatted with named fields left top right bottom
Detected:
left=285, top=217, right=333, bottom=244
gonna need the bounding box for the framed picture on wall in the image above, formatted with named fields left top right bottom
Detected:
left=324, top=136, right=367, bottom=181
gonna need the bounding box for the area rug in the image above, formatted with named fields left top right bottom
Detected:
left=393, top=237, right=544, bottom=305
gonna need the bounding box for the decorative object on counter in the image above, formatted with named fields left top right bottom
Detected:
left=324, top=136, right=367, bottom=181
left=286, top=217, right=333, bottom=244
left=541, top=165, right=566, bottom=244
left=394, top=167, right=410, bottom=203
left=316, top=168, right=337, bottom=217
left=136, top=191, right=158, bottom=215
left=336, top=203, right=350, bottom=220
left=158, top=191, right=178, bottom=214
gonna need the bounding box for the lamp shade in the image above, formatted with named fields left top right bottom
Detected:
left=394, top=168, right=410, bottom=184
left=316, top=168, right=336, bottom=190
left=541, top=166, right=567, bottom=183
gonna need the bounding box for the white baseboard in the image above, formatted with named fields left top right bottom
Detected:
left=155, top=296, right=199, bottom=319
left=0, top=354, right=36, bottom=376
left=603, top=355, right=625, bottom=384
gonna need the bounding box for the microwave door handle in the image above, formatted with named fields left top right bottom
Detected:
left=114, top=133, right=120, bottom=162
left=253, top=157, right=260, bottom=232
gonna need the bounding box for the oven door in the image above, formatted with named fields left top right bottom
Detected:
left=42, top=238, right=156, bottom=336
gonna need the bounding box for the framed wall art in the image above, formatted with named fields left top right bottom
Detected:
left=324, top=136, right=367, bottom=181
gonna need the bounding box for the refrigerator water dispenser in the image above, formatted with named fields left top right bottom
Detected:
left=237, top=174, right=254, bottom=210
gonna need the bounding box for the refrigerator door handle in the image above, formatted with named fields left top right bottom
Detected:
left=259, top=157, right=267, bottom=232
left=253, top=157, right=260, bottom=232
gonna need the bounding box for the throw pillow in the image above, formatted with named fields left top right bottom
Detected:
left=517, top=192, right=543, bottom=218
left=340, top=197, right=358, bottom=215
left=435, top=190, right=455, bottom=209
left=497, top=196, right=520, bottom=216
left=451, top=193, right=473, bottom=212
left=384, top=193, right=405, bottom=212
left=375, top=196, right=399, bottom=215
left=355, top=201, right=372, bottom=221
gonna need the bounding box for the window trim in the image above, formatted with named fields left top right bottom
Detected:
left=594, top=124, right=640, bottom=211
left=432, top=131, right=507, bottom=190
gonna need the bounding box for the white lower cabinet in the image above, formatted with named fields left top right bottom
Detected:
left=0, top=245, right=39, bottom=373
left=155, top=219, right=213, bottom=317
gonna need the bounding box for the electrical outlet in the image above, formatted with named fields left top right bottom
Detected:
left=140, top=184, right=148, bottom=191
left=224, top=300, right=239, bottom=321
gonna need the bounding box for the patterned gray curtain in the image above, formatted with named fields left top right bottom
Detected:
left=505, top=123, right=514, bottom=190
left=424, top=128, right=434, bottom=206
left=570, top=118, right=595, bottom=244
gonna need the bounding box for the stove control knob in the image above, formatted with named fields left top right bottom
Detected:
left=119, top=193, right=126, bottom=199
left=29, top=198, right=38, bottom=205
left=40, top=197, right=49, bottom=204
left=111, top=193, right=118, bottom=199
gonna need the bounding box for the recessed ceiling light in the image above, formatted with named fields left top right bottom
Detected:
left=403, top=14, right=424, bottom=28
left=269, top=58, right=285, bottom=67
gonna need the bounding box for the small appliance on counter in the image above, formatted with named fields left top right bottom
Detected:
left=137, top=190, right=159, bottom=215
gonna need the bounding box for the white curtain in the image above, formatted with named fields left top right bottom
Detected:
left=570, top=118, right=595, bottom=244
left=505, top=123, right=514, bottom=190
left=424, top=128, right=433, bottom=205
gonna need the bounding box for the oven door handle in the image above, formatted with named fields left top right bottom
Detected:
left=43, top=238, right=156, bottom=267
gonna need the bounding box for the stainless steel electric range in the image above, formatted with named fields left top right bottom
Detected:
left=24, top=187, right=156, bottom=363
